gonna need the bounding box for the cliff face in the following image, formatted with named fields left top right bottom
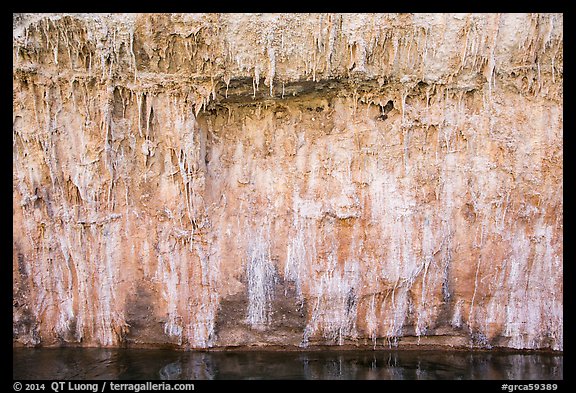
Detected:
left=12, top=13, right=563, bottom=351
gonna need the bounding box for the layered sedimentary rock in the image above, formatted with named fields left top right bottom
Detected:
left=13, top=13, right=563, bottom=351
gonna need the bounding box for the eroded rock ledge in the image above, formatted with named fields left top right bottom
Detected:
left=13, top=13, right=563, bottom=351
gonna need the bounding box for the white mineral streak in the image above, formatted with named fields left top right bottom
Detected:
left=13, top=13, right=562, bottom=351
left=245, top=224, right=276, bottom=329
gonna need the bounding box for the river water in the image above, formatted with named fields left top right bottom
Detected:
left=13, top=348, right=562, bottom=380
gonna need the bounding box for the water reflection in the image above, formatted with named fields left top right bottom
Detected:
left=13, top=348, right=562, bottom=380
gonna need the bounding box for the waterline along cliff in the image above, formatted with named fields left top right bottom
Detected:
left=12, top=13, right=563, bottom=351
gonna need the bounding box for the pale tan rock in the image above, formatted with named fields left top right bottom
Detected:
left=13, top=13, right=562, bottom=351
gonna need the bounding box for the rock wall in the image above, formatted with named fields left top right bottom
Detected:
left=12, top=13, right=563, bottom=351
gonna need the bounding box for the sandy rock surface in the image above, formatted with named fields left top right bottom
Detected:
left=13, top=13, right=562, bottom=350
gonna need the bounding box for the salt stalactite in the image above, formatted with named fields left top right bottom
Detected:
left=13, top=67, right=127, bottom=346
left=284, top=216, right=309, bottom=299
left=486, top=14, right=501, bottom=98
left=223, top=74, right=230, bottom=98
left=97, top=220, right=128, bottom=345
left=252, top=65, right=260, bottom=99
left=174, top=108, right=208, bottom=232
left=265, top=30, right=276, bottom=97
left=129, top=27, right=137, bottom=81
left=154, top=225, right=219, bottom=348
left=156, top=237, right=184, bottom=343
left=150, top=94, right=218, bottom=348
left=303, top=252, right=360, bottom=346
left=415, top=216, right=435, bottom=338
left=245, top=225, right=277, bottom=329
left=325, top=15, right=338, bottom=74
left=190, top=252, right=220, bottom=348
left=494, top=220, right=563, bottom=351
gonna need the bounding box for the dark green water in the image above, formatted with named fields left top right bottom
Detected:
left=13, top=348, right=562, bottom=380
